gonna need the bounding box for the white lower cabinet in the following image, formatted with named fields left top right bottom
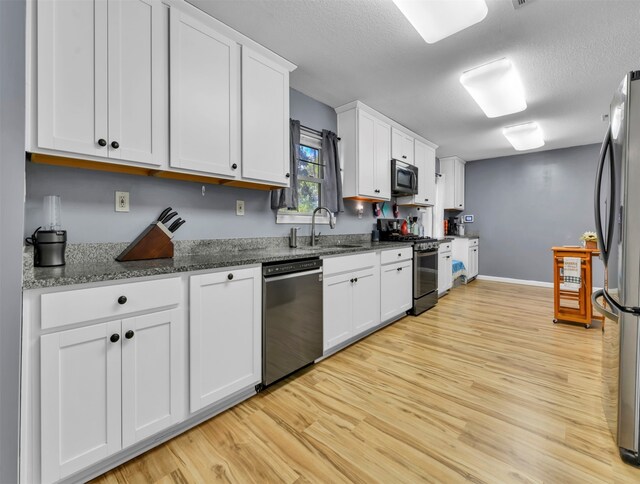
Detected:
left=323, top=254, right=380, bottom=353
left=380, top=259, right=413, bottom=321
left=189, top=266, right=261, bottom=412
left=438, top=242, right=453, bottom=295
left=40, top=307, right=183, bottom=484
left=452, top=237, right=479, bottom=282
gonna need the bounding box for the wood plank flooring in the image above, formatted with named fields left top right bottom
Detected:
left=93, top=280, right=640, bottom=483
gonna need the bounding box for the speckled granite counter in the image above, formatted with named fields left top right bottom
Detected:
left=23, top=235, right=412, bottom=290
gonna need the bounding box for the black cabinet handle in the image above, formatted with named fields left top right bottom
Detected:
left=227, top=273, right=234, bottom=280
left=118, top=296, right=127, bottom=305
left=98, top=138, right=107, bottom=147
left=125, top=330, right=135, bottom=339
left=402, top=155, right=407, bottom=159
left=110, top=334, right=120, bottom=343
left=285, top=173, right=290, bottom=178
left=425, top=199, right=429, bottom=202
left=350, top=278, right=354, bottom=283
left=231, top=163, right=237, bottom=170
left=111, top=141, right=119, bottom=149
left=446, top=256, right=451, bottom=259
left=398, top=253, right=402, bottom=257
left=397, top=267, right=403, bottom=271
left=354, top=277, right=358, bottom=283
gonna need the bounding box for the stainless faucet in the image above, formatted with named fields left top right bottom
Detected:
left=311, top=206, right=336, bottom=246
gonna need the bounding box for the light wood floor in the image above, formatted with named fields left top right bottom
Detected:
left=94, top=281, right=640, bottom=483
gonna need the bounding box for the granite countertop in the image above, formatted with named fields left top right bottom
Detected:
left=23, top=236, right=412, bottom=290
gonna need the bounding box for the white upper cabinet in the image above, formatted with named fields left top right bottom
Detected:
left=169, top=9, right=240, bottom=177
left=242, top=47, right=290, bottom=186
left=338, top=105, right=391, bottom=201
left=37, top=0, right=108, bottom=158
left=440, top=156, right=466, bottom=210
left=391, top=128, right=414, bottom=164
left=397, top=139, right=436, bottom=207
left=108, top=0, right=165, bottom=165
left=37, top=0, right=164, bottom=165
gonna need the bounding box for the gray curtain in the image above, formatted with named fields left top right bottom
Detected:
left=271, top=119, right=300, bottom=210
left=321, top=130, right=344, bottom=213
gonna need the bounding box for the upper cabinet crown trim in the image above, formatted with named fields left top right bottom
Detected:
left=439, top=155, right=467, bottom=165
left=175, top=0, right=296, bottom=72
left=334, top=100, right=438, bottom=150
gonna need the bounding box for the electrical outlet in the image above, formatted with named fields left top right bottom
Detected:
left=115, top=191, right=130, bottom=212
left=236, top=200, right=245, bottom=216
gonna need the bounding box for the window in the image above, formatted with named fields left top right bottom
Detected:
left=277, top=131, right=331, bottom=224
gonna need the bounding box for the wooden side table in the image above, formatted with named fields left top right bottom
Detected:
left=551, top=247, right=603, bottom=329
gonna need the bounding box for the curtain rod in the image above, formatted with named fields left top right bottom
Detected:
left=300, top=124, right=341, bottom=141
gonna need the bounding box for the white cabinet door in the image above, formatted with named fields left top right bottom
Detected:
left=37, top=0, right=108, bottom=157
left=357, top=110, right=377, bottom=198
left=170, top=10, right=240, bottom=177
left=402, top=133, right=414, bottom=165
left=323, top=273, right=353, bottom=351
left=121, top=308, right=182, bottom=448
left=440, top=158, right=455, bottom=209
left=374, top=118, right=391, bottom=200
left=422, top=144, right=436, bottom=205
left=454, top=160, right=465, bottom=210
left=445, top=254, right=453, bottom=290
left=40, top=321, right=121, bottom=484
left=380, top=262, right=412, bottom=321
left=469, top=246, right=479, bottom=278
left=391, top=127, right=404, bottom=161
left=352, top=268, right=380, bottom=335
left=438, top=252, right=447, bottom=295
left=190, top=267, right=261, bottom=412
left=242, top=47, right=290, bottom=185
left=107, top=0, right=164, bottom=166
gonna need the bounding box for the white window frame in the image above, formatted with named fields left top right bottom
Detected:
left=277, top=131, right=331, bottom=225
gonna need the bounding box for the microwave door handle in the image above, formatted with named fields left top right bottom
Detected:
left=594, top=127, right=611, bottom=263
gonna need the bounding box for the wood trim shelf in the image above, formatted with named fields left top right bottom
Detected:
left=29, top=153, right=281, bottom=191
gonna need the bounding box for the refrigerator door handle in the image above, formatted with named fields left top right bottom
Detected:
left=600, top=288, right=640, bottom=316
left=594, top=128, right=613, bottom=263
left=592, top=289, right=619, bottom=322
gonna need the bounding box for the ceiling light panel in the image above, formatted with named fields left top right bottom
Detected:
left=502, top=122, right=544, bottom=151
left=392, top=0, right=488, bottom=44
left=460, top=58, right=527, bottom=118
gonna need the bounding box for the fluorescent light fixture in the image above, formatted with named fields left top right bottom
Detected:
left=502, top=122, right=544, bottom=151
left=460, top=58, right=527, bottom=118
left=392, top=0, right=488, bottom=44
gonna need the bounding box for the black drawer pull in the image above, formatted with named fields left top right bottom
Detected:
left=111, top=141, right=119, bottom=149
left=397, top=267, right=403, bottom=271
left=98, top=138, right=107, bottom=147
left=118, top=296, right=127, bottom=305
left=228, top=273, right=234, bottom=280
left=125, top=330, right=135, bottom=340
left=110, top=334, right=120, bottom=343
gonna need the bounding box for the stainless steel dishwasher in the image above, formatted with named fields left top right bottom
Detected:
left=261, top=258, right=323, bottom=388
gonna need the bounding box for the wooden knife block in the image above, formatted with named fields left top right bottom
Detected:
left=116, top=222, right=174, bottom=262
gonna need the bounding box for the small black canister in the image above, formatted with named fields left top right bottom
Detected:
left=26, top=227, right=67, bottom=267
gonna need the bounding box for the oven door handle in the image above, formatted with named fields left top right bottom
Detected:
left=264, top=268, right=322, bottom=282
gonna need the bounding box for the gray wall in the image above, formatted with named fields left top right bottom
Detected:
left=465, top=143, right=604, bottom=284
left=0, top=0, right=25, bottom=481
left=26, top=89, right=415, bottom=243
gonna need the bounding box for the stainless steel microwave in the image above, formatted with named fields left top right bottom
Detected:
left=391, top=159, right=419, bottom=196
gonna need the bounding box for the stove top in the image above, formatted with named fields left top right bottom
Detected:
left=380, top=233, right=434, bottom=242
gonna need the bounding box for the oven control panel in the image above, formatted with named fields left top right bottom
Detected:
left=414, top=241, right=439, bottom=252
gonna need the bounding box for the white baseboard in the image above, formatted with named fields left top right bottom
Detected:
left=476, top=275, right=603, bottom=292
left=476, top=275, right=554, bottom=288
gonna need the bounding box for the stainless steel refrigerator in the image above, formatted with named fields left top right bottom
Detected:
left=593, top=70, right=640, bottom=466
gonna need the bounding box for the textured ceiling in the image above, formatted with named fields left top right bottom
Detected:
left=187, top=0, right=640, bottom=161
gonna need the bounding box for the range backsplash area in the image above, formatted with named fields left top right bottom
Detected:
left=25, top=162, right=418, bottom=244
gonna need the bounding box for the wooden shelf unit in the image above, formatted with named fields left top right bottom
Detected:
left=552, top=247, right=603, bottom=329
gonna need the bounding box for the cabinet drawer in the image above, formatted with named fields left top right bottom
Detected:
left=41, top=277, right=182, bottom=330
left=380, top=247, right=413, bottom=265
left=469, top=238, right=479, bottom=247
left=323, top=251, right=377, bottom=276
left=439, top=242, right=452, bottom=253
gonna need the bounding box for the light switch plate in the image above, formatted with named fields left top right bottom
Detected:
left=115, top=191, right=130, bottom=212
left=236, top=200, right=245, bottom=216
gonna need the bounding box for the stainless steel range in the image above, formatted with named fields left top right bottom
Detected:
left=377, top=219, right=439, bottom=315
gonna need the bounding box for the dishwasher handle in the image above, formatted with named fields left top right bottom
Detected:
left=264, top=267, right=322, bottom=282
